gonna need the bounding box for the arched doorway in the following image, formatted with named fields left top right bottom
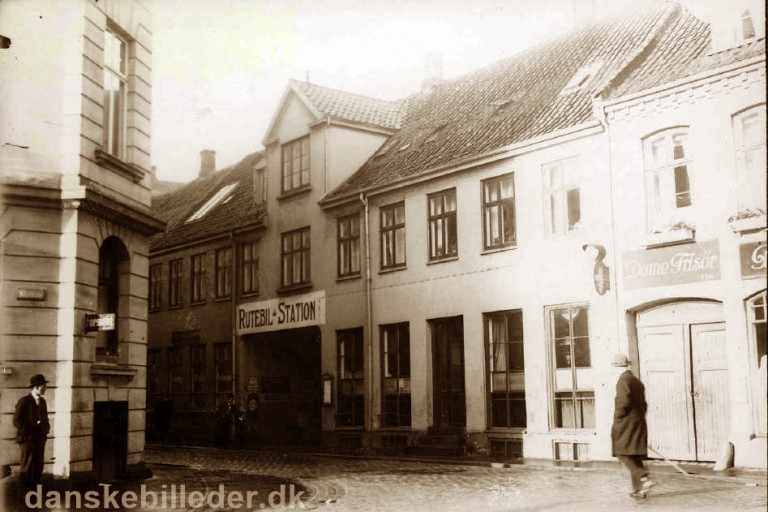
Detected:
left=636, top=300, right=729, bottom=462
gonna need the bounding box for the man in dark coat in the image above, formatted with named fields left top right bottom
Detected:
left=611, top=354, right=654, bottom=499
left=13, top=374, right=51, bottom=494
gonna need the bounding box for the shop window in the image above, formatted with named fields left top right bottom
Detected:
left=548, top=305, right=594, bottom=429
left=190, top=344, right=206, bottom=409
left=103, top=27, right=127, bottom=159
left=96, top=237, right=129, bottom=360
left=149, top=264, right=162, bottom=311
left=240, top=240, right=259, bottom=296
left=381, top=323, right=411, bottom=427
left=337, top=328, right=364, bottom=427
left=215, top=247, right=232, bottom=298
left=643, top=129, right=692, bottom=231
left=380, top=202, right=406, bottom=270
left=485, top=310, right=526, bottom=428
left=281, top=227, right=311, bottom=288
left=733, top=105, right=766, bottom=211
left=482, top=174, right=516, bottom=249
left=169, top=259, right=183, bottom=307
left=281, top=136, right=310, bottom=193
left=338, top=213, right=361, bottom=278
left=428, top=188, right=458, bottom=260
left=214, top=342, right=233, bottom=404
left=191, top=253, right=205, bottom=304
left=543, top=158, right=581, bottom=236
left=747, top=291, right=767, bottom=435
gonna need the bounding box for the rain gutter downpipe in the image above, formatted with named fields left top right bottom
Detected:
left=230, top=231, right=238, bottom=400
left=359, top=192, right=374, bottom=434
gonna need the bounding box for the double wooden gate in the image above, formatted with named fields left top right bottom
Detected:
left=637, top=302, right=730, bottom=462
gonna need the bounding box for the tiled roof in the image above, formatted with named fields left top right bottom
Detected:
left=150, top=152, right=266, bottom=252
left=605, top=8, right=765, bottom=98
left=291, top=80, right=404, bottom=129
left=321, top=2, right=749, bottom=204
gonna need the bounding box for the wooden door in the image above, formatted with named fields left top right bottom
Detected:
left=638, top=324, right=696, bottom=460
left=93, top=401, right=128, bottom=481
left=690, top=322, right=729, bottom=461
left=432, top=317, right=466, bottom=428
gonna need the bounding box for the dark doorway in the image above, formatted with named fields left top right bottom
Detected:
left=247, top=326, right=322, bottom=445
left=93, top=401, right=128, bottom=481
left=431, top=316, right=466, bottom=428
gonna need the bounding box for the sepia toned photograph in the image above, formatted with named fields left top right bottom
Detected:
left=0, top=0, right=766, bottom=510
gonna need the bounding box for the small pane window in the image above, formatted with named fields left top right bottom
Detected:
left=191, top=254, right=205, bottom=303
left=337, top=328, right=365, bottom=427
left=215, top=247, right=232, bottom=298
left=103, top=28, right=127, bottom=159
left=733, top=106, right=767, bottom=211
left=485, top=310, right=526, bottom=428
left=381, top=323, right=411, bottom=427
left=281, top=136, right=310, bottom=193
left=428, top=188, right=458, bottom=260
left=483, top=174, right=516, bottom=249
left=169, top=259, right=183, bottom=307
left=380, top=202, right=406, bottom=270
left=747, top=291, right=767, bottom=435
left=643, top=129, right=692, bottom=231
left=543, top=159, right=581, bottom=236
left=338, top=214, right=361, bottom=278
left=241, top=240, right=259, bottom=295
left=281, top=227, right=310, bottom=288
left=214, top=342, right=233, bottom=401
left=149, top=264, right=162, bottom=311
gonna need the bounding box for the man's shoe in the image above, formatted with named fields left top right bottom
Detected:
left=629, top=492, right=646, bottom=500
left=638, top=478, right=655, bottom=496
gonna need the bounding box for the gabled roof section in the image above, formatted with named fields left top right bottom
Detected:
left=150, top=151, right=266, bottom=252
left=321, top=2, right=686, bottom=204
left=262, top=80, right=404, bottom=143
left=603, top=5, right=765, bottom=99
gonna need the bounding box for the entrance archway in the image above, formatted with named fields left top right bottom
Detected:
left=635, top=300, right=729, bottom=462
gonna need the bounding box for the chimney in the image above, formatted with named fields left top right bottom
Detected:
left=200, top=149, right=216, bottom=179
left=421, top=53, right=444, bottom=92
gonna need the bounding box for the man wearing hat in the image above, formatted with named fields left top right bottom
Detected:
left=13, top=374, right=50, bottom=493
left=611, top=354, right=654, bottom=499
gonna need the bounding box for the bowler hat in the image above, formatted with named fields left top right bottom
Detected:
left=611, top=354, right=631, bottom=367
left=29, top=374, right=49, bottom=387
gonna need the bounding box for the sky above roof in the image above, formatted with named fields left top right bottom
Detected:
left=151, top=0, right=661, bottom=184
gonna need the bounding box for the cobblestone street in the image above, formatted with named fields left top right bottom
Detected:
left=138, top=445, right=766, bottom=511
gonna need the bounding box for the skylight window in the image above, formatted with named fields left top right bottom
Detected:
left=561, top=61, right=603, bottom=95
left=186, top=183, right=238, bottom=223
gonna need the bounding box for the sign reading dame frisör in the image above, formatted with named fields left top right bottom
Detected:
left=622, top=239, right=721, bottom=289
left=237, top=291, right=325, bottom=335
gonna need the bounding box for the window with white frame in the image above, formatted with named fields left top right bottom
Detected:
left=643, top=129, right=692, bottom=230
left=338, top=213, right=361, bottom=278
left=747, top=291, right=767, bottom=435
left=428, top=188, right=458, bottom=260
left=482, top=174, right=516, bottom=250
left=103, top=28, right=127, bottom=159
left=281, top=136, right=310, bottom=193
left=733, top=105, right=767, bottom=211
left=380, top=202, right=406, bottom=270
left=548, top=305, right=594, bottom=429
left=543, top=158, right=581, bottom=235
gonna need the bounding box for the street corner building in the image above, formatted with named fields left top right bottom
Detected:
left=145, top=1, right=767, bottom=468
left=0, top=1, right=161, bottom=482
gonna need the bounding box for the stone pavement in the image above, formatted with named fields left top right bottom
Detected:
left=143, top=445, right=767, bottom=511
left=2, top=445, right=765, bottom=511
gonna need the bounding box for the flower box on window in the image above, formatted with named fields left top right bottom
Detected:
left=729, top=209, right=767, bottom=233
left=643, top=223, right=695, bottom=248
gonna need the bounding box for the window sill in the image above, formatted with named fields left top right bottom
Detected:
left=95, top=149, right=146, bottom=183
left=168, top=304, right=184, bottom=310
left=334, top=426, right=365, bottom=431
left=485, top=428, right=526, bottom=434
left=191, top=300, right=207, bottom=307
left=379, top=265, right=406, bottom=275
left=729, top=214, right=766, bottom=233
left=336, top=274, right=362, bottom=282
left=643, top=228, right=695, bottom=249
left=481, top=245, right=517, bottom=256
left=240, top=291, right=260, bottom=299
left=214, top=296, right=232, bottom=303
left=549, top=428, right=597, bottom=436
left=277, top=185, right=312, bottom=201
left=427, top=255, right=459, bottom=265
left=277, top=283, right=313, bottom=296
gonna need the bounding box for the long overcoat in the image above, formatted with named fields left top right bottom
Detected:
left=611, top=370, right=648, bottom=456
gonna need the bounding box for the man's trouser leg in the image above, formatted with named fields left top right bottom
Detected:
left=618, top=455, right=646, bottom=492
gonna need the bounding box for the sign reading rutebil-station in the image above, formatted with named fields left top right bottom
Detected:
left=237, top=291, right=325, bottom=334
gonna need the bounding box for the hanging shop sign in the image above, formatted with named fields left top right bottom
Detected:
left=237, top=290, right=325, bottom=335
left=622, top=239, right=720, bottom=289
left=740, top=240, right=766, bottom=279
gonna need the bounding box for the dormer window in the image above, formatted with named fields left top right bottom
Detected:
left=741, top=10, right=756, bottom=39
left=186, top=183, right=238, bottom=223
left=281, top=136, right=310, bottom=193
